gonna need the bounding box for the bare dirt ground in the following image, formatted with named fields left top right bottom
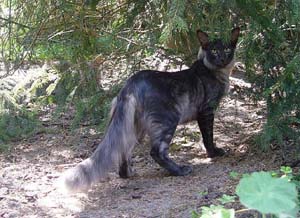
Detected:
left=0, top=70, right=294, bottom=218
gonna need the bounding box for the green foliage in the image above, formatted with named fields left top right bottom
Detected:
left=228, top=171, right=240, bottom=180
left=0, top=110, right=38, bottom=141
left=50, top=63, right=122, bottom=130
left=217, top=194, right=236, bottom=205
left=236, top=172, right=298, bottom=216
left=0, top=91, right=39, bottom=150
left=193, top=169, right=299, bottom=218
left=71, top=84, right=121, bottom=130
left=1, top=0, right=300, bottom=150
left=281, top=166, right=293, bottom=176
left=160, top=0, right=188, bottom=42
left=198, top=191, right=208, bottom=197
left=193, top=205, right=234, bottom=218
left=236, top=1, right=300, bottom=148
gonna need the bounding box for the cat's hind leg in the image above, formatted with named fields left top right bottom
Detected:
left=148, top=118, right=192, bottom=176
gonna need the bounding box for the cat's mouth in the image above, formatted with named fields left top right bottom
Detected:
left=203, top=57, right=234, bottom=71
left=215, top=59, right=234, bottom=69
left=205, top=56, right=232, bottom=69
left=216, top=63, right=228, bottom=68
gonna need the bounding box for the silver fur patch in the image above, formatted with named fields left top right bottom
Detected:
left=197, top=47, right=206, bottom=60
left=177, top=94, right=198, bottom=124
left=110, top=97, right=117, bottom=118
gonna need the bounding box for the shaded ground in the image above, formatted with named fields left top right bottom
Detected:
left=0, top=70, right=293, bottom=218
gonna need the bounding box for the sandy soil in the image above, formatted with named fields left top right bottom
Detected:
left=0, top=72, right=291, bottom=218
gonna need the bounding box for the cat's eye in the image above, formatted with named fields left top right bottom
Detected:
left=211, top=49, right=217, bottom=55
left=224, top=48, right=231, bottom=53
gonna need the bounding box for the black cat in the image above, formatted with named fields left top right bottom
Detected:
left=63, top=27, right=240, bottom=192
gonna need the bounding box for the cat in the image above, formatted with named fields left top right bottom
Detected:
left=62, top=27, right=240, bottom=192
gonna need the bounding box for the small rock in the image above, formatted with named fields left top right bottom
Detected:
left=132, top=194, right=142, bottom=199
left=0, top=187, right=9, bottom=195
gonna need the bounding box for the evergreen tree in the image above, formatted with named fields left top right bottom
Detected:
left=0, top=0, right=299, bottom=149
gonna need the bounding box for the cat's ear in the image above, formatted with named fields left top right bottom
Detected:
left=197, top=30, right=209, bottom=49
left=230, top=27, right=240, bottom=47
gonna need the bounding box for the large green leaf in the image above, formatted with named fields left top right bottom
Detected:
left=236, top=172, right=298, bottom=214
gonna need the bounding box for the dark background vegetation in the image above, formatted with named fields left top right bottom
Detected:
left=1, top=0, right=300, bottom=153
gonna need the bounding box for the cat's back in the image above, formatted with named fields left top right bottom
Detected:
left=118, top=60, right=213, bottom=101
left=124, top=68, right=193, bottom=91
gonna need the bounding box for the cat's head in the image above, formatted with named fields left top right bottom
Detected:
left=196, top=27, right=240, bottom=70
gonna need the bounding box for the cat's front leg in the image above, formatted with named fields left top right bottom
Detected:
left=197, top=112, right=225, bottom=157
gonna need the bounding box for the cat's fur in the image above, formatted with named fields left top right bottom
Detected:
left=63, top=27, right=240, bottom=192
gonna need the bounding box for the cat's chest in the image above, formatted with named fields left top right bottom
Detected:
left=194, top=76, right=227, bottom=114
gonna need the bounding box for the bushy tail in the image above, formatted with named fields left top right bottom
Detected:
left=63, top=95, right=137, bottom=192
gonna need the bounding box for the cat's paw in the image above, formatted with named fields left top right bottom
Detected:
left=170, top=165, right=193, bottom=176
left=177, top=165, right=193, bottom=176
left=207, top=147, right=226, bottom=158
left=119, top=165, right=134, bottom=178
